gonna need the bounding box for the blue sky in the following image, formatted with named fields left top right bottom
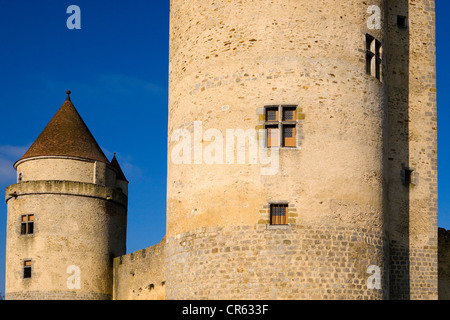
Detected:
left=0, top=1, right=170, bottom=294
left=0, top=1, right=448, bottom=295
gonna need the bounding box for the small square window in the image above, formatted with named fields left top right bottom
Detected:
left=284, top=127, right=294, bottom=138
left=397, top=15, right=408, bottom=28
left=270, top=204, right=288, bottom=225
left=401, top=164, right=418, bottom=186
left=266, top=107, right=279, bottom=122
left=282, top=107, right=296, bottom=121
left=403, top=168, right=414, bottom=185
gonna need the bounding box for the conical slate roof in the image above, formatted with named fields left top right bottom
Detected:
left=18, top=91, right=110, bottom=164
left=110, top=154, right=128, bottom=182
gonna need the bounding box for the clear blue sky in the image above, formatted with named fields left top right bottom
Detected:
left=0, top=1, right=448, bottom=295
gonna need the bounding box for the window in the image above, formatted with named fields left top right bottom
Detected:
left=265, top=105, right=297, bottom=148
left=366, top=34, right=382, bottom=81
left=270, top=204, right=288, bottom=225
left=402, top=167, right=415, bottom=186
left=21, top=214, right=34, bottom=235
left=404, top=169, right=413, bottom=184
left=283, top=125, right=296, bottom=147
left=266, top=125, right=279, bottom=148
left=282, top=107, right=296, bottom=121
left=23, top=260, right=32, bottom=279
left=266, top=106, right=279, bottom=122
left=397, top=15, right=408, bottom=28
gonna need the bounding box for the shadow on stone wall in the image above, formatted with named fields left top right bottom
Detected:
left=385, top=0, right=410, bottom=300
left=438, top=228, right=450, bottom=300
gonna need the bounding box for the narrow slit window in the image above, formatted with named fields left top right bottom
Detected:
left=270, top=204, right=288, bottom=225
left=375, top=58, right=382, bottom=80
left=366, top=52, right=374, bottom=75
left=21, top=214, right=34, bottom=235
left=375, top=40, right=382, bottom=80
left=366, top=34, right=374, bottom=51
left=23, top=260, right=32, bottom=279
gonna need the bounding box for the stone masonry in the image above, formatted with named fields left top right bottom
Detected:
left=4, top=0, right=445, bottom=300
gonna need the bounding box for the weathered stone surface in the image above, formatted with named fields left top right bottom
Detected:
left=4, top=0, right=441, bottom=301
left=113, top=238, right=166, bottom=300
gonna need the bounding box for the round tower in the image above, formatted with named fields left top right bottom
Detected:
left=167, top=1, right=387, bottom=299
left=4, top=91, right=128, bottom=300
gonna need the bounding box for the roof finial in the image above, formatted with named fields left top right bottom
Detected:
left=66, top=90, right=71, bottom=101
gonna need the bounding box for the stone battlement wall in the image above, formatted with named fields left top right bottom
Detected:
left=113, top=237, right=166, bottom=300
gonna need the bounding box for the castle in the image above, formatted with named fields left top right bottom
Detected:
left=4, top=0, right=449, bottom=300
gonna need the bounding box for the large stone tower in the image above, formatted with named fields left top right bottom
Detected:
left=4, top=91, right=128, bottom=300
left=166, top=0, right=437, bottom=300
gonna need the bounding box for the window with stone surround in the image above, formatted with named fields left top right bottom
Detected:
left=21, top=214, right=34, bottom=235
left=366, top=34, right=382, bottom=81
left=265, top=105, right=297, bottom=148
left=270, top=203, right=288, bottom=225
left=23, top=260, right=32, bottom=279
